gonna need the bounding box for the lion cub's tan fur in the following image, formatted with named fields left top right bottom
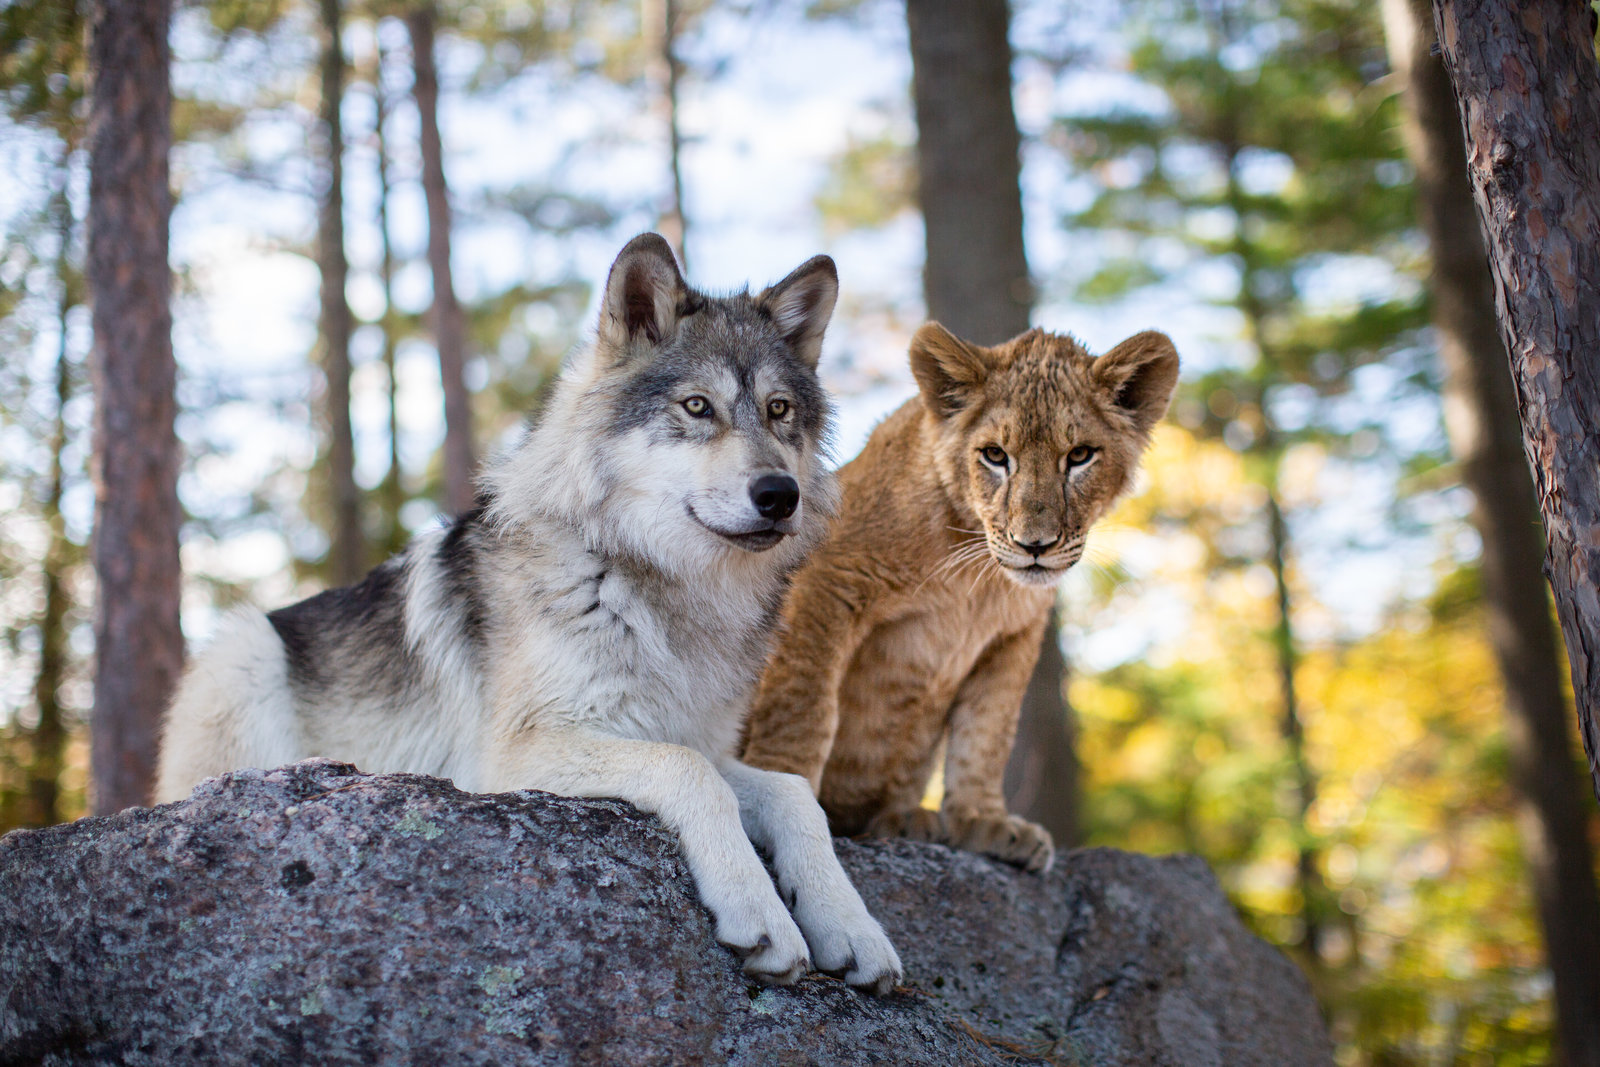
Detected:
left=743, top=323, right=1178, bottom=871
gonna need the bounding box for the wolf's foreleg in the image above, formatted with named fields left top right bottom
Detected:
left=490, top=728, right=810, bottom=984
left=717, top=759, right=902, bottom=995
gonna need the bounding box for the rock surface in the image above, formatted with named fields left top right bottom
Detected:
left=0, top=760, right=1332, bottom=1066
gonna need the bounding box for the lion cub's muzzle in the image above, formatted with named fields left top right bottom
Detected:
left=989, top=528, right=1083, bottom=586
left=1009, top=532, right=1059, bottom=558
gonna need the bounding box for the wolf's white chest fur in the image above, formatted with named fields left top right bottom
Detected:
left=465, top=515, right=777, bottom=768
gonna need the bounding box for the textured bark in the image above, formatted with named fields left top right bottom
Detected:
left=86, top=0, right=182, bottom=815
left=1388, top=2, right=1600, bottom=1059
left=1430, top=0, right=1600, bottom=810
left=0, top=761, right=1334, bottom=1066
left=906, top=0, right=1076, bottom=841
left=407, top=4, right=476, bottom=518
left=316, top=0, right=363, bottom=587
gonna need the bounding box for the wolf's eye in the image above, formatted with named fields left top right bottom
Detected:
left=981, top=445, right=1008, bottom=468
left=683, top=396, right=713, bottom=418
left=1067, top=445, right=1097, bottom=467
left=767, top=398, right=790, bottom=419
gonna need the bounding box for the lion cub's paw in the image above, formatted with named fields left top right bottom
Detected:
left=863, top=806, right=944, bottom=843
left=711, top=889, right=812, bottom=985
left=945, top=810, right=1055, bottom=873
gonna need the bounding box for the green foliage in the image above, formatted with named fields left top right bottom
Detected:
left=1075, top=427, right=1566, bottom=1063
left=0, top=0, right=90, bottom=835
left=1052, top=1, right=1583, bottom=1061
left=1063, top=0, right=1431, bottom=438
left=814, top=132, right=914, bottom=235
left=0, top=0, right=85, bottom=135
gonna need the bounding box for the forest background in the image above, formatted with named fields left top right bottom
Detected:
left=2, top=0, right=1598, bottom=1063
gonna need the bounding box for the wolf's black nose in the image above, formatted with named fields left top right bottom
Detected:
left=750, top=473, right=800, bottom=521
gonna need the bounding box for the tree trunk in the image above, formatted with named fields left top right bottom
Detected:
left=1391, top=2, right=1600, bottom=1059
left=407, top=3, right=475, bottom=518
left=374, top=40, right=406, bottom=560
left=905, top=0, right=1074, bottom=842
left=1430, top=0, right=1600, bottom=810
left=660, top=0, right=689, bottom=272
left=86, top=0, right=183, bottom=814
left=316, top=0, right=363, bottom=587
left=1221, top=104, right=1328, bottom=968
left=29, top=187, right=78, bottom=829
left=1001, top=607, right=1078, bottom=845
left=1266, top=483, right=1324, bottom=961
left=905, top=0, right=1031, bottom=346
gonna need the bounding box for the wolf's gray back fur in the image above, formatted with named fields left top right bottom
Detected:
left=156, top=234, right=901, bottom=993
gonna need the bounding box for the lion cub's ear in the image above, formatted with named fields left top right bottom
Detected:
left=598, top=233, right=690, bottom=361
left=1093, top=331, right=1180, bottom=435
left=758, top=255, right=839, bottom=370
left=910, top=322, right=992, bottom=418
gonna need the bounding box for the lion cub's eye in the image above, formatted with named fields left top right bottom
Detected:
left=980, top=445, right=1009, bottom=468
left=1067, top=445, right=1097, bottom=466
left=683, top=396, right=713, bottom=418
left=767, top=398, right=790, bottom=419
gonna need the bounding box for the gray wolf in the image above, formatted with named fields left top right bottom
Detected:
left=156, top=233, right=902, bottom=992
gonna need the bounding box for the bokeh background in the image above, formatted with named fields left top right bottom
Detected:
left=3, top=1, right=1599, bottom=1062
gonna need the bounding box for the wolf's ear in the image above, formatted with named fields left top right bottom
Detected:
left=599, top=233, right=689, bottom=357
left=757, top=255, right=838, bottom=370
left=1093, top=330, right=1180, bottom=435
left=910, top=322, right=991, bottom=419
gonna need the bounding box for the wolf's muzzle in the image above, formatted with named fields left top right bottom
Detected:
left=749, top=473, right=800, bottom=521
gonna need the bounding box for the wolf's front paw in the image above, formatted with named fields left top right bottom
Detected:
left=792, top=895, right=903, bottom=996
left=945, top=809, right=1055, bottom=872
left=710, top=889, right=811, bottom=985
left=863, top=806, right=943, bottom=842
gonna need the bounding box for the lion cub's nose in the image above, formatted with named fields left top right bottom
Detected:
left=1011, top=533, right=1059, bottom=557
left=750, top=473, right=800, bottom=521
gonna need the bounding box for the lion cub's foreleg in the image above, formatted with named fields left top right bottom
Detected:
left=489, top=728, right=810, bottom=985
left=866, top=618, right=1056, bottom=873
left=743, top=573, right=873, bottom=789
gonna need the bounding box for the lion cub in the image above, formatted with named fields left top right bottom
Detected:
left=742, top=323, right=1177, bottom=871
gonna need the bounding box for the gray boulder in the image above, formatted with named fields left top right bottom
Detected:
left=0, top=759, right=1331, bottom=1066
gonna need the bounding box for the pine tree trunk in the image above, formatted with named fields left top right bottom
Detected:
left=906, top=0, right=1075, bottom=843
left=374, top=41, right=406, bottom=560
left=29, top=188, right=78, bottom=829
left=1001, top=607, right=1078, bottom=845
left=905, top=0, right=1031, bottom=345
left=1430, top=0, right=1600, bottom=808
left=660, top=0, right=689, bottom=272
left=316, top=0, right=363, bottom=587
left=407, top=3, right=475, bottom=517
left=1394, top=2, right=1600, bottom=1058
left=1222, top=108, right=1328, bottom=968
left=86, top=0, right=182, bottom=814
left=1266, top=483, right=1324, bottom=961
